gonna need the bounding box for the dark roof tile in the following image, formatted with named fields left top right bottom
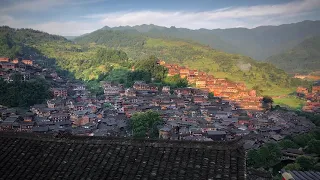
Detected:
left=0, top=132, right=245, bottom=180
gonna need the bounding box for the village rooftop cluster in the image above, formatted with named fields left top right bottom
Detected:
left=296, top=85, right=320, bottom=113
left=0, top=57, right=317, bottom=150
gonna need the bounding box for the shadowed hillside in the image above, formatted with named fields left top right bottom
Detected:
left=266, top=36, right=320, bottom=74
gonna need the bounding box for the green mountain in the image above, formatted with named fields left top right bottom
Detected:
left=100, top=20, right=320, bottom=60
left=266, top=36, right=320, bottom=74
left=101, top=24, right=242, bottom=56
left=0, top=26, right=308, bottom=96
left=0, top=26, right=68, bottom=58
left=74, top=28, right=307, bottom=95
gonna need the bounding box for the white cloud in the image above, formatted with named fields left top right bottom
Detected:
left=0, top=0, right=67, bottom=12
left=84, top=0, right=320, bottom=29
left=0, top=0, right=106, bottom=12
left=31, top=21, right=102, bottom=36
left=1, top=0, right=320, bottom=35
left=0, top=15, right=25, bottom=28
left=0, top=15, right=101, bottom=36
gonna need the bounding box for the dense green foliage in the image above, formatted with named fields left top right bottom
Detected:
left=0, top=34, right=22, bottom=59
left=284, top=156, right=319, bottom=171
left=74, top=29, right=146, bottom=48
left=247, top=143, right=281, bottom=168
left=0, top=75, right=51, bottom=107
left=208, top=92, right=215, bottom=99
left=163, top=75, right=188, bottom=88
left=266, top=36, right=320, bottom=73
left=0, top=26, right=67, bottom=59
left=262, top=96, right=274, bottom=110
left=131, top=110, right=163, bottom=138
left=295, top=111, right=320, bottom=127
left=306, top=139, right=320, bottom=154
left=134, top=55, right=167, bottom=82
left=52, top=47, right=129, bottom=81
left=278, top=139, right=299, bottom=149
left=248, top=130, right=320, bottom=171
left=289, top=130, right=320, bottom=147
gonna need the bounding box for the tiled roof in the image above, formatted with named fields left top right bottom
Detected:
left=281, top=169, right=320, bottom=180
left=0, top=132, right=245, bottom=180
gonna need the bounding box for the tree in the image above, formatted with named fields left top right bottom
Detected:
left=247, top=150, right=262, bottom=167
left=262, top=96, right=273, bottom=110
left=126, top=70, right=152, bottom=87
left=284, top=163, right=301, bottom=171
left=135, top=56, right=167, bottom=81
left=296, top=156, right=317, bottom=171
left=0, top=76, right=51, bottom=107
left=163, top=75, right=188, bottom=88
left=131, top=110, right=163, bottom=138
left=208, top=92, right=214, bottom=99
left=278, top=139, right=299, bottom=149
left=292, top=133, right=315, bottom=147
left=306, top=139, right=320, bottom=155
left=247, top=143, right=281, bottom=168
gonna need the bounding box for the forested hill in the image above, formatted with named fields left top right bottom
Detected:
left=0, top=26, right=307, bottom=96
left=0, top=26, right=69, bottom=58
left=266, top=36, right=320, bottom=74
left=97, top=20, right=320, bottom=60
left=74, top=29, right=146, bottom=47
left=74, top=29, right=306, bottom=94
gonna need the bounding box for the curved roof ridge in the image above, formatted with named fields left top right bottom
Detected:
left=0, top=132, right=244, bottom=150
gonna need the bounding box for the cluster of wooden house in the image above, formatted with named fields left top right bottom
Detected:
left=1, top=56, right=318, bottom=144
left=100, top=79, right=316, bottom=142
left=161, top=60, right=263, bottom=110
left=0, top=57, right=37, bottom=81
left=296, top=83, right=320, bottom=113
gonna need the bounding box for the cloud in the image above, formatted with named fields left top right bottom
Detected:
left=0, top=15, right=25, bottom=28
left=1, top=0, right=320, bottom=36
left=31, top=21, right=102, bottom=36
left=0, top=0, right=106, bottom=12
left=0, top=14, right=101, bottom=36
left=84, top=0, right=320, bottom=29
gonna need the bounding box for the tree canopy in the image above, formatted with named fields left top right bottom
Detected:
left=131, top=110, right=163, bottom=138
left=134, top=55, right=168, bottom=82
left=0, top=75, right=51, bottom=107
left=163, top=75, right=188, bottom=88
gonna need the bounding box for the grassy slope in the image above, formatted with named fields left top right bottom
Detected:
left=140, top=38, right=297, bottom=94
left=273, top=96, right=306, bottom=109
left=42, top=36, right=299, bottom=97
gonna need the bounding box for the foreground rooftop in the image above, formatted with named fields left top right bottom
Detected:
left=0, top=132, right=245, bottom=180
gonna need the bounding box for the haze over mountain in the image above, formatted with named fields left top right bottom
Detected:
left=99, top=20, right=320, bottom=60
left=266, top=36, right=320, bottom=74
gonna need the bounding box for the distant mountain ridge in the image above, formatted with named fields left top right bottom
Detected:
left=99, top=20, right=320, bottom=60
left=266, top=36, right=320, bottom=74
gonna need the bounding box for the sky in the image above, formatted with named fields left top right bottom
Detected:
left=0, top=0, right=320, bottom=36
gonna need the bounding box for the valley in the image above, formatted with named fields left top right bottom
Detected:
left=1, top=0, right=320, bottom=179
left=0, top=22, right=319, bottom=179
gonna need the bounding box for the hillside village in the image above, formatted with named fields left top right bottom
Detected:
left=0, top=57, right=318, bottom=151
left=160, top=60, right=262, bottom=110
left=296, top=84, right=320, bottom=113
